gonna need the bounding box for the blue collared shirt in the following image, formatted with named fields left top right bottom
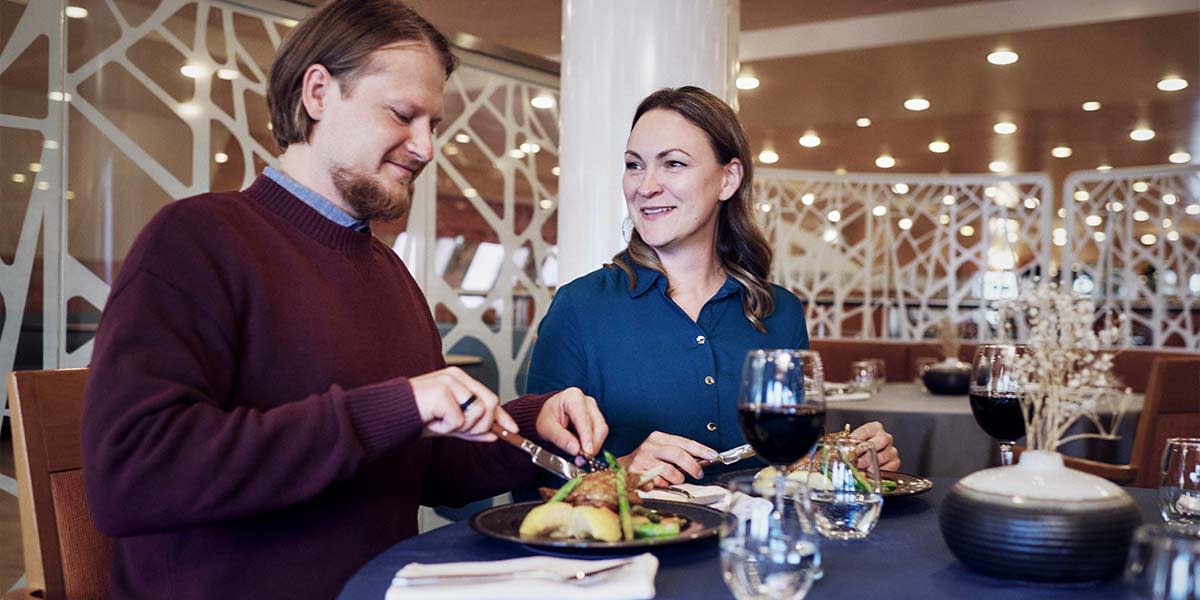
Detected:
left=525, top=258, right=809, bottom=463
left=264, top=167, right=369, bottom=232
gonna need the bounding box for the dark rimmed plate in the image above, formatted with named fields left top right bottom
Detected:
left=714, top=468, right=933, bottom=498
left=469, top=499, right=722, bottom=554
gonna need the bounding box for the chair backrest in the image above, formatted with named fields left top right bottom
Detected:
left=8, top=369, right=110, bottom=600
left=1128, top=357, right=1200, bottom=488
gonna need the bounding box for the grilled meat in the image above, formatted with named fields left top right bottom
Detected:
left=539, top=469, right=642, bottom=510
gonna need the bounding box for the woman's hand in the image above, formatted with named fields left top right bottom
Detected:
left=620, top=431, right=718, bottom=488
left=535, top=387, right=608, bottom=457
left=849, top=421, right=901, bottom=471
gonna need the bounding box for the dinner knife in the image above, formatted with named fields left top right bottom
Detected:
left=698, top=443, right=757, bottom=467
left=492, top=423, right=583, bottom=480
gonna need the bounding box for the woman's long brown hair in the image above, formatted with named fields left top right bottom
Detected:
left=610, top=86, right=775, bottom=332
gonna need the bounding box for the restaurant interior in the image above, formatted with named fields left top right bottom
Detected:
left=1, top=0, right=1198, bottom=598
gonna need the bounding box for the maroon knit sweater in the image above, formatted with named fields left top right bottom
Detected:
left=81, top=176, right=549, bottom=599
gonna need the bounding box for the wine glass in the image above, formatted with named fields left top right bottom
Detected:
left=738, top=349, right=827, bottom=486
left=1159, top=438, right=1200, bottom=526
left=968, top=344, right=1030, bottom=466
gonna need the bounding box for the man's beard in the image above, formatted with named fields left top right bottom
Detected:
left=330, top=166, right=414, bottom=222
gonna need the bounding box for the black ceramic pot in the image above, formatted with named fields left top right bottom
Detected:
left=939, top=451, right=1142, bottom=583
left=922, top=359, right=970, bottom=395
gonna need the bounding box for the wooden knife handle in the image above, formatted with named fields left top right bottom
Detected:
left=491, top=422, right=527, bottom=448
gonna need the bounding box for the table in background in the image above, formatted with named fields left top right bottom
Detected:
left=338, top=478, right=1159, bottom=600
left=826, top=383, right=1144, bottom=478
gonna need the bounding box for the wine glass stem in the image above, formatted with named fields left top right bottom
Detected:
left=1000, top=442, right=1015, bottom=466
left=775, top=472, right=786, bottom=514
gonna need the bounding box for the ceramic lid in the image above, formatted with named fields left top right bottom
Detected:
left=959, top=450, right=1128, bottom=501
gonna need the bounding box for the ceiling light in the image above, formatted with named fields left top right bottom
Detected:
left=856, top=118, right=871, bottom=127
left=538, top=199, right=555, bottom=210
left=507, top=148, right=526, bottom=159
left=1140, top=233, right=1157, bottom=246
left=1163, top=194, right=1177, bottom=205
left=213, top=152, right=228, bottom=164
left=1051, top=146, right=1072, bottom=158
left=463, top=188, right=478, bottom=198
left=798, top=132, right=821, bottom=147
left=872, top=205, right=887, bottom=216
left=1024, top=197, right=1039, bottom=209
left=760, top=203, right=772, bottom=213
left=987, top=50, right=1019, bottom=65
left=984, top=186, right=997, bottom=198
left=898, top=218, right=913, bottom=230
left=65, top=190, right=75, bottom=200
left=988, top=161, right=1009, bottom=173
left=1057, top=208, right=1066, bottom=218
left=875, top=155, right=895, bottom=169
left=443, top=145, right=459, bottom=156
left=1081, top=101, right=1101, bottom=112
left=11, top=173, right=26, bottom=183
left=65, top=6, right=88, bottom=18
left=939, top=214, right=951, bottom=225
left=1157, top=77, right=1188, bottom=92
left=551, top=166, right=560, bottom=176
left=36, top=181, right=49, bottom=191
left=1074, top=190, right=1089, bottom=202
left=1085, top=215, right=1102, bottom=227
left=904, top=97, right=930, bottom=111
left=1169, top=151, right=1192, bottom=164
left=1129, top=128, right=1155, bottom=141
left=823, top=228, right=839, bottom=243
left=1187, top=204, right=1200, bottom=216
left=1167, top=230, right=1181, bottom=242
left=1053, top=228, right=1067, bottom=247
left=28, top=162, right=40, bottom=173
left=928, top=140, right=950, bottom=153
left=216, top=68, right=239, bottom=81
left=180, top=64, right=208, bottom=78
left=834, top=167, right=847, bottom=175
left=1111, top=201, right=1124, bottom=212
left=943, top=195, right=956, bottom=206
left=454, top=133, right=471, bottom=144
left=1097, top=164, right=1113, bottom=171
left=280, top=18, right=298, bottom=27
left=1133, top=210, right=1150, bottom=222
left=892, top=183, right=909, bottom=194
left=735, top=75, right=760, bottom=90
left=48, top=91, right=71, bottom=102
left=530, top=94, right=556, bottom=109
left=959, top=225, right=975, bottom=237
left=801, top=193, right=815, bottom=205
left=827, top=210, right=841, bottom=222
left=43, top=140, right=59, bottom=150
left=178, top=102, right=201, bottom=117
left=1163, top=218, right=1174, bottom=228
left=1132, top=181, right=1149, bottom=193
left=758, top=149, right=779, bottom=164
left=519, top=142, right=541, bottom=154
left=993, top=121, right=1017, bottom=135
left=1093, top=231, right=1106, bottom=243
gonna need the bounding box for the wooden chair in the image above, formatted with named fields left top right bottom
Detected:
left=1057, top=356, right=1200, bottom=488
left=6, top=369, right=110, bottom=600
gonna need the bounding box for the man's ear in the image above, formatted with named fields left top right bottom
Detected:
left=718, top=158, right=744, bottom=201
left=300, top=64, right=336, bottom=121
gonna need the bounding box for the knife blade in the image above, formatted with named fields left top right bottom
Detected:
left=492, top=423, right=583, bottom=480
left=698, top=443, right=757, bottom=467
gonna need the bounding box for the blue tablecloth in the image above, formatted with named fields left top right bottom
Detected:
left=338, top=478, right=1160, bottom=599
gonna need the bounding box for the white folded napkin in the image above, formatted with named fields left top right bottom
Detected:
left=386, top=553, right=658, bottom=600
left=824, top=391, right=871, bottom=402
left=638, top=483, right=726, bottom=505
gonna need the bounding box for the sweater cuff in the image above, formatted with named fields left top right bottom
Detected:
left=344, top=377, right=423, bottom=460
left=505, top=393, right=552, bottom=446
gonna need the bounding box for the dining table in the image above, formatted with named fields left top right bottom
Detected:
left=826, top=383, right=1144, bottom=477
left=337, top=477, right=1160, bottom=599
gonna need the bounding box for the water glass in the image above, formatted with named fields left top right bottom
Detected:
left=848, top=360, right=880, bottom=394
left=720, top=476, right=822, bottom=600
left=1160, top=438, right=1200, bottom=526
left=808, top=437, right=883, bottom=540
left=1123, top=523, right=1200, bottom=599
left=866, top=358, right=886, bottom=392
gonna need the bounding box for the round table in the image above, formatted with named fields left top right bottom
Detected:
left=337, top=477, right=1159, bottom=599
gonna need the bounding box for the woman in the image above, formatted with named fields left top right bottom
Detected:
left=527, top=86, right=899, bottom=487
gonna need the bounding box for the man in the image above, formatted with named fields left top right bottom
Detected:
left=80, top=1, right=606, bottom=598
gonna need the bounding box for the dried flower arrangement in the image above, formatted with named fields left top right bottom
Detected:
left=999, top=283, right=1132, bottom=451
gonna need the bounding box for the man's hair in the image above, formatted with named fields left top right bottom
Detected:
left=267, top=0, right=457, bottom=151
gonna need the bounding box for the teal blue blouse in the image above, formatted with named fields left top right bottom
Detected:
left=525, top=258, right=809, bottom=463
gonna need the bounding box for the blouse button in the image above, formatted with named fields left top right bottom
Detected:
left=696, top=335, right=706, bottom=345
left=706, top=422, right=718, bottom=432
left=704, top=375, right=715, bottom=385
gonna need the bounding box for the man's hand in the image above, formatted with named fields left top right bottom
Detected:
left=534, top=387, right=608, bottom=459
left=849, top=421, right=901, bottom=471
left=620, top=432, right=717, bottom=488
left=409, top=367, right=516, bottom=441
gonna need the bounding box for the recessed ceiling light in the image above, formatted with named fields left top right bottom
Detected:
left=987, top=50, right=1019, bottom=65
left=65, top=6, right=88, bottom=18
left=1093, top=231, right=1106, bottom=243
left=28, top=162, right=41, bottom=173
left=1111, top=201, right=1124, bottom=212
left=928, top=140, right=950, bottom=153
left=823, top=228, right=839, bottom=243
left=904, top=97, right=930, bottom=111
left=735, top=75, right=760, bottom=90
left=872, top=205, right=887, bottom=216
left=939, top=214, right=951, bottom=225
left=1167, top=230, right=1181, bottom=242
left=1023, top=197, right=1039, bottom=209
left=1057, top=208, right=1066, bottom=218
left=1133, top=210, right=1150, bottom=222
left=1163, top=218, right=1174, bottom=228
left=180, top=64, right=208, bottom=78
left=1140, top=233, right=1157, bottom=246
left=551, top=166, right=560, bottom=176
left=943, top=195, right=956, bottom=205
left=801, top=193, right=815, bottom=205
left=1081, top=101, right=1101, bottom=112
left=179, top=102, right=202, bottom=117
left=43, top=140, right=59, bottom=150
left=1052, top=228, right=1067, bottom=246
left=798, top=132, right=821, bottom=148
left=988, top=161, right=1009, bottom=173
left=443, top=145, right=459, bottom=156
left=1187, top=204, right=1200, bottom=216
left=758, top=149, right=779, bottom=164
left=1164, top=194, right=1177, bottom=205
left=834, top=167, right=847, bottom=175
left=1157, top=77, right=1188, bottom=92
left=827, top=210, right=841, bottom=222
left=898, top=218, right=913, bottom=230
left=454, top=133, right=471, bottom=144
left=1085, top=215, right=1102, bottom=227
left=856, top=118, right=871, bottom=127
left=1130, top=128, right=1155, bottom=141
left=216, top=68, right=239, bottom=81
left=214, top=152, right=229, bottom=164
left=539, top=199, right=555, bottom=210
left=1074, top=190, right=1089, bottom=201
left=1169, top=151, right=1192, bottom=164
left=36, top=181, right=49, bottom=191
left=993, top=121, right=1017, bottom=135
left=892, top=183, right=909, bottom=194
left=507, top=148, right=526, bottom=159
left=1132, top=181, right=1149, bottom=192
left=463, top=187, right=478, bottom=198
left=530, top=94, right=556, bottom=109
left=959, top=225, right=976, bottom=237
left=759, top=203, right=772, bottom=213
left=875, top=155, right=895, bottom=169
left=1051, top=146, right=1072, bottom=158
left=984, top=186, right=997, bottom=198
left=11, top=173, right=26, bottom=183
left=1096, top=164, right=1113, bottom=171
left=519, top=142, right=541, bottom=154
left=48, top=91, right=71, bottom=102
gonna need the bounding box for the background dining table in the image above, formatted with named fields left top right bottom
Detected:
left=826, top=383, right=1144, bottom=477
left=337, top=477, right=1160, bottom=599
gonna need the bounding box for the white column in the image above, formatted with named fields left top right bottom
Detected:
left=557, top=0, right=739, bottom=285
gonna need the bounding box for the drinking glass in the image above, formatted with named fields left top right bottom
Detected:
left=807, top=437, right=883, bottom=539
left=720, top=476, right=821, bottom=600
left=738, top=349, right=827, bottom=473
left=1123, top=523, right=1200, bottom=600
left=848, top=360, right=879, bottom=394
left=867, top=358, right=887, bottom=393
left=913, top=356, right=937, bottom=392
left=1160, top=438, right=1200, bottom=526
left=968, top=344, right=1031, bottom=466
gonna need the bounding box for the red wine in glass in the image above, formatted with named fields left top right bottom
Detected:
left=738, top=405, right=825, bottom=465
left=968, top=392, right=1025, bottom=442
left=969, top=344, right=1030, bottom=466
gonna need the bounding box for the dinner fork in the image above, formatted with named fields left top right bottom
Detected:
left=393, top=558, right=635, bottom=586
